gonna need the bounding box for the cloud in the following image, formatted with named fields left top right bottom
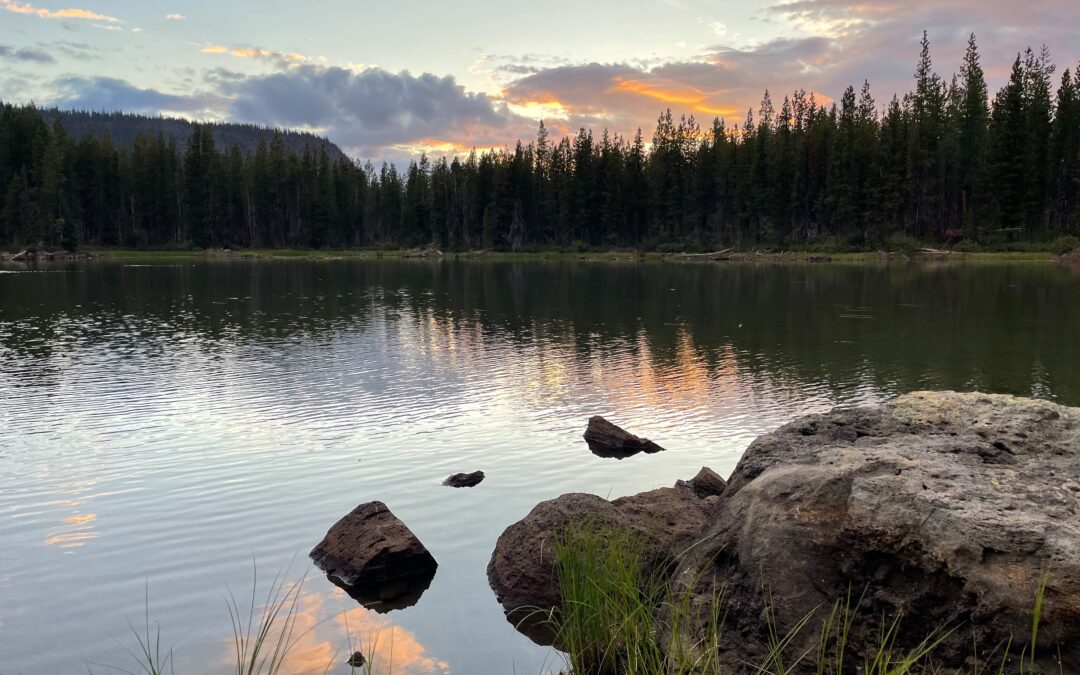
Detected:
left=219, top=65, right=530, bottom=155
left=0, top=0, right=120, bottom=23
left=164, top=13, right=184, bottom=20
left=41, top=65, right=532, bottom=159
left=202, top=43, right=312, bottom=69
left=0, top=44, right=57, bottom=64
left=50, top=76, right=227, bottom=115
left=28, top=0, right=1080, bottom=162
left=51, top=40, right=102, bottom=60
left=499, top=0, right=1080, bottom=135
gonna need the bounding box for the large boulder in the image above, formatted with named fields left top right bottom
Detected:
left=673, top=391, right=1080, bottom=670
left=487, top=485, right=715, bottom=619
left=310, top=502, right=437, bottom=610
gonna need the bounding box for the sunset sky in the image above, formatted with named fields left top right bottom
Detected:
left=1, top=0, right=1077, bottom=162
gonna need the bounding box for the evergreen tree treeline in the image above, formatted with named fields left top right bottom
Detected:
left=2, top=34, right=1079, bottom=252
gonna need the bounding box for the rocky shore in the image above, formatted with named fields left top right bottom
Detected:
left=488, top=392, right=1080, bottom=671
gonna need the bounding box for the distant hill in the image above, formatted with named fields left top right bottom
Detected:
left=38, top=109, right=351, bottom=163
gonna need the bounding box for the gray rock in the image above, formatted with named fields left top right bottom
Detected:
left=443, top=471, right=485, bottom=488
left=310, top=502, right=437, bottom=604
left=672, top=391, right=1080, bottom=670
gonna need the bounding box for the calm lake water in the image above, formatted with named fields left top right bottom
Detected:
left=1, top=258, right=1078, bottom=674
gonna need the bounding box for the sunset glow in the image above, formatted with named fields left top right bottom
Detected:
left=1, top=1, right=1077, bottom=161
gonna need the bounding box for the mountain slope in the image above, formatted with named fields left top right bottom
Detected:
left=40, top=108, right=350, bottom=163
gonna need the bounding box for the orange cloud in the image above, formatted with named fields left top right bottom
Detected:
left=231, top=47, right=272, bottom=58
left=611, top=77, right=738, bottom=117
left=201, top=44, right=310, bottom=65
left=1, top=0, right=120, bottom=22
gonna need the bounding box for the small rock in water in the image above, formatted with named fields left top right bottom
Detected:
left=347, top=650, right=366, bottom=667
left=583, top=416, right=665, bottom=458
left=443, top=471, right=485, bottom=488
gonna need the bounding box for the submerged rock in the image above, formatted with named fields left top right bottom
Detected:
left=583, top=416, right=665, bottom=457
left=310, top=501, right=437, bottom=610
left=672, top=391, right=1080, bottom=670
left=442, top=470, right=485, bottom=488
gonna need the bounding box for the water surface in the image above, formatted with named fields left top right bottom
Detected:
left=1, top=259, right=1078, bottom=674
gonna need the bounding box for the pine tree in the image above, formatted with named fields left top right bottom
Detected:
left=957, top=34, right=990, bottom=236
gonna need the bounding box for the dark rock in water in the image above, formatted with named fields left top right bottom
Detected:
left=347, top=651, right=366, bottom=667
left=808, top=255, right=833, bottom=263
left=486, top=483, right=712, bottom=627
left=583, top=416, right=665, bottom=457
left=310, top=501, right=437, bottom=610
left=670, top=391, right=1080, bottom=670
left=443, top=470, right=485, bottom=488
left=11, top=250, right=34, bottom=262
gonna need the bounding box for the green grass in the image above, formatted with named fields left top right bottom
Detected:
left=544, top=523, right=1059, bottom=675
left=543, top=523, right=726, bottom=675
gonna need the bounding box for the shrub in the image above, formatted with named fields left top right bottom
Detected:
left=951, top=239, right=983, bottom=253
left=1051, top=235, right=1080, bottom=256
left=886, top=234, right=923, bottom=256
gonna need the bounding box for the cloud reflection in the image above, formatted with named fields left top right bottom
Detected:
left=266, top=588, right=449, bottom=675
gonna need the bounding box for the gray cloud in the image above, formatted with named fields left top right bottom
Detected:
left=50, top=76, right=226, bottom=114
left=219, top=65, right=531, bottom=154
left=42, top=66, right=533, bottom=158
left=0, top=45, right=57, bottom=64
left=51, top=40, right=101, bottom=61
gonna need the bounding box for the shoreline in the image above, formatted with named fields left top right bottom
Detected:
left=3, top=247, right=1061, bottom=264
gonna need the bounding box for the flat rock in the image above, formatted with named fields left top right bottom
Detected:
left=673, top=391, right=1080, bottom=670
left=583, top=416, right=665, bottom=457
left=310, top=501, right=437, bottom=607
left=443, top=471, right=485, bottom=488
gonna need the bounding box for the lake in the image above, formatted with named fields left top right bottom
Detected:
left=1, top=258, right=1078, bottom=674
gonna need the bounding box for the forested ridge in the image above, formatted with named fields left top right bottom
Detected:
left=2, top=34, right=1079, bottom=252
left=43, top=109, right=348, bottom=163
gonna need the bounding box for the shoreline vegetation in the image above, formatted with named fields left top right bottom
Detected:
left=1, top=246, right=1071, bottom=265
